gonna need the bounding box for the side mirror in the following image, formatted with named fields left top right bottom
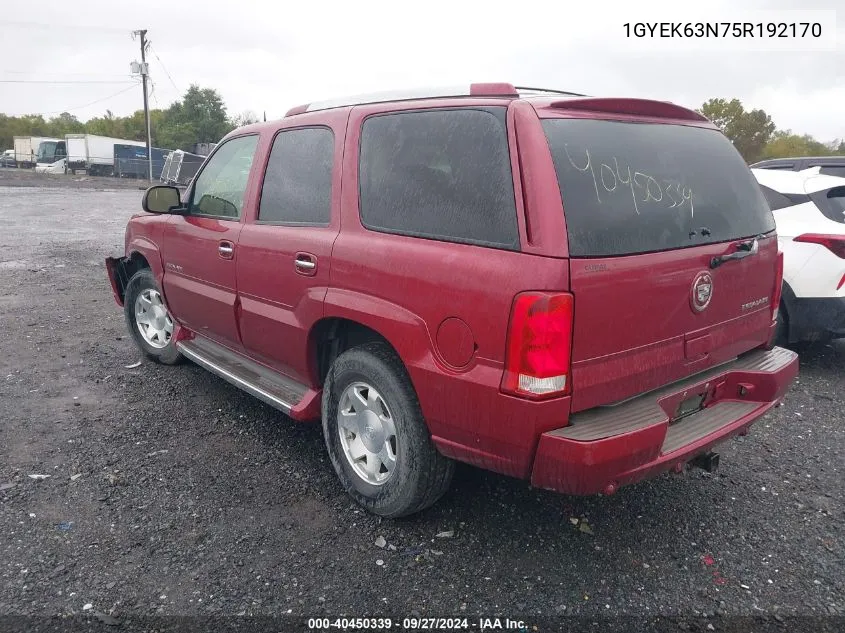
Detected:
left=142, top=185, right=182, bottom=214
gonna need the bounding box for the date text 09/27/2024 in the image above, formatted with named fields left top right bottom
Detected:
left=306, top=617, right=529, bottom=631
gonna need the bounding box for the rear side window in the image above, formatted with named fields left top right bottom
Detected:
left=819, top=166, right=845, bottom=178
left=258, top=127, right=334, bottom=225
left=542, top=119, right=776, bottom=257
left=358, top=108, right=519, bottom=250
left=811, top=186, right=845, bottom=224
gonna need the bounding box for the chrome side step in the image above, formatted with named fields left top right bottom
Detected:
left=176, top=336, right=307, bottom=415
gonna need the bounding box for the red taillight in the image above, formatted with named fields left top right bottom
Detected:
left=772, top=251, right=784, bottom=322
left=501, top=292, right=573, bottom=400
left=793, top=233, right=845, bottom=259
left=838, top=273, right=845, bottom=291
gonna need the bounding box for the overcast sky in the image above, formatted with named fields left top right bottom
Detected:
left=1, top=0, right=842, bottom=141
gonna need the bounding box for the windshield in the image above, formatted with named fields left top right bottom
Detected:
left=542, top=119, right=776, bottom=257
left=36, top=141, right=57, bottom=163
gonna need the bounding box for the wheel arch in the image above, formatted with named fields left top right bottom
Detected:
left=779, top=279, right=797, bottom=343
left=308, top=316, right=407, bottom=387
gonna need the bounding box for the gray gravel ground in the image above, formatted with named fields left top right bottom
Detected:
left=0, top=172, right=843, bottom=631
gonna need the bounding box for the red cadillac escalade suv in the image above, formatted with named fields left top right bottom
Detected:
left=106, top=83, right=799, bottom=517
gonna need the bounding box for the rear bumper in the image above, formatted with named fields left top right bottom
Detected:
left=530, top=346, right=798, bottom=495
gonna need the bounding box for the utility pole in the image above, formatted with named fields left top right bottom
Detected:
left=132, top=29, right=153, bottom=181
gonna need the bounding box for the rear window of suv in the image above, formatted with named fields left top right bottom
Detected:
left=542, top=119, right=776, bottom=257
left=358, top=108, right=519, bottom=250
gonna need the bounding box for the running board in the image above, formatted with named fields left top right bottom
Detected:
left=176, top=336, right=307, bottom=415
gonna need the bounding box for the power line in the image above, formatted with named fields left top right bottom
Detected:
left=149, top=78, right=160, bottom=106
left=149, top=43, right=180, bottom=94
left=1, top=70, right=135, bottom=78
left=0, top=79, right=135, bottom=84
left=0, top=20, right=129, bottom=33
left=5, top=83, right=141, bottom=117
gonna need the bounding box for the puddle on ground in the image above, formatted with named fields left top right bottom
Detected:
left=0, top=259, right=29, bottom=269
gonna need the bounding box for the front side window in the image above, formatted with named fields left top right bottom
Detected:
left=189, top=135, right=258, bottom=219
left=258, top=127, right=334, bottom=225
left=358, top=108, right=519, bottom=250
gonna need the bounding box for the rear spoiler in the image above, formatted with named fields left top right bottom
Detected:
left=549, top=98, right=710, bottom=123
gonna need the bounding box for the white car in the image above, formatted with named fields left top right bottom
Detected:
left=752, top=167, right=845, bottom=344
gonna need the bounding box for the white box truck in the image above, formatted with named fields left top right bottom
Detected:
left=65, top=134, right=145, bottom=176
left=14, top=136, right=59, bottom=169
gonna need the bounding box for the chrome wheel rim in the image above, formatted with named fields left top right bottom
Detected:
left=337, top=382, right=397, bottom=486
left=134, top=288, right=174, bottom=349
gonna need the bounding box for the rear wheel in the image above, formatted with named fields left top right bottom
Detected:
left=321, top=342, right=454, bottom=518
left=123, top=268, right=182, bottom=365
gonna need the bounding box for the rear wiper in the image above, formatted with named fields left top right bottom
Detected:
left=710, top=236, right=761, bottom=269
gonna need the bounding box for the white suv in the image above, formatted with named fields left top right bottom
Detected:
left=753, top=167, right=845, bottom=344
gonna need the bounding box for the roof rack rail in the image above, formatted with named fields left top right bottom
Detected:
left=514, top=86, right=588, bottom=97
left=285, top=83, right=519, bottom=117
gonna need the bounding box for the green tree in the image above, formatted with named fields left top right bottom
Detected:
left=698, top=98, right=776, bottom=163
left=760, top=131, right=835, bottom=160
left=229, top=110, right=260, bottom=129
left=47, top=112, right=85, bottom=137
left=157, top=85, right=234, bottom=150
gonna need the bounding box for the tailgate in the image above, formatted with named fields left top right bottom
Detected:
left=569, top=237, right=777, bottom=411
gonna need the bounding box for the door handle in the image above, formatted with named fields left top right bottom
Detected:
left=218, top=241, right=234, bottom=259
left=294, top=253, right=317, bottom=275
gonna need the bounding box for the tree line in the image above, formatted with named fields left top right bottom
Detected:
left=2, top=88, right=842, bottom=164
left=697, top=98, right=844, bottom=163
left=0, top=85, right=259, bottom=152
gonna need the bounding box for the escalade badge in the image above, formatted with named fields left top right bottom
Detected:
left=690, top=271, right=713, bottom=312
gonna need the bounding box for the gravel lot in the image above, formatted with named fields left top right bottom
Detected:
left=0, top=170, right=843, bottom=631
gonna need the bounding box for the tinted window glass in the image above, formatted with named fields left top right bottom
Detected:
left=759, top=185, right=805, bottom=210
left=754, top=162, right=794, bottom=170
left=359, top=108, right=519, bottom=250
left=36, top=141, right=57, bottom=162
left=259, top=127, right=334, bottom=224
left=811, top=186, right=845, bottom=224
left=820, top=166, right=845, bottom=178
left=542, top=119, right=776, bottom=257
left=189, top=135, right=258, bottom=219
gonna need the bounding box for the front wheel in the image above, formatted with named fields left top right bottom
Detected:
left=322, top=342, right=454, bottom=518
left=123, top=268, right=182, bottom=365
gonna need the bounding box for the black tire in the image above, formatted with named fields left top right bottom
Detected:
left=123, top=268, right=182, bottom=365
left=322, top=342, right=454, bottom=518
